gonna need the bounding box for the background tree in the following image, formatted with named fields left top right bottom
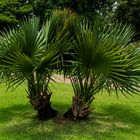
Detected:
left=0, top=0, right=140, bottom=43
left=33, top=0, right=116, bottom=24
left=33, top=0, right=54, bottom=24
left=0, top=0, right=33, bottom=30
left=115, top=0, right=140, bottom=42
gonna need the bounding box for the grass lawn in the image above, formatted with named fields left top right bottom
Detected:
left=0, top=83, right=140, bottom=140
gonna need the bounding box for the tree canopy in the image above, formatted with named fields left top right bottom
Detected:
left=33, top=0, right=115, bottom=23
left=0, top=0, right=33, bottom=30
left=0, top=0, right=140, bottom=42
left=115, top=0, right=140, bottom=42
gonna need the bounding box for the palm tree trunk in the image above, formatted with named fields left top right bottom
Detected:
left=28, top=93, right=58, bottom=120
left=27, top=72, right=58, bottom=120
left=63, top=96, right=91, bottom=120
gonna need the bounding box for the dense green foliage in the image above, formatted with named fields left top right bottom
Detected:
left=115, top=0, right=140, bottom=42
left=0, top=0, right=140, bottom=42
left=33, top=0, right=115, bottom=24
left=0, top=0, right=33, bottom=30
left=0, top=0, right=115, bottom=29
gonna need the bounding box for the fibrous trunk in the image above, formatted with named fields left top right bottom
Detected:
left=28, top=93, right=58, bottom=120
left=27, top=71, right=58, bottom=120
left=64, top=96, right=92, bottom=120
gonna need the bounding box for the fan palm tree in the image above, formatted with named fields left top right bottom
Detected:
left=64, top=19, right=140, bottom=120
left=0, top=9, right=76, bottom=120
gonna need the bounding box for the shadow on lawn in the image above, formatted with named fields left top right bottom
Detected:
left=1, top=103, right=140, bottom=140
left=0, top=104, right=34, bottom=123
left=92, top=104, right=140, bottom=138
left=103, top=104, right=140, bottom=125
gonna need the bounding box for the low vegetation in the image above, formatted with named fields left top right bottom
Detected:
left=0, top=83, right=140, bottom=140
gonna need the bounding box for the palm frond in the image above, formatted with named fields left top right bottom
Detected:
left=0, top=9, right=78, bottom=90
left=69, top=18, right=140, bottom=104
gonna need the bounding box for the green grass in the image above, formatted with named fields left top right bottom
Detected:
left=0, top=83, right=140, bottom=140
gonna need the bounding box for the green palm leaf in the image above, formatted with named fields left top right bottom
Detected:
left=70, top=18, right=140, bottom=101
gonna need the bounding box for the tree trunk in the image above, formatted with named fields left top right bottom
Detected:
left=63, top=96, right=92, bottom=120
left=28, top=93, right=58, bottom=120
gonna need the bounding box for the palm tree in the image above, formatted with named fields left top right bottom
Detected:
left=64, top=19, right=140, bottom=120
left=0, top=9, right=76, bottom=120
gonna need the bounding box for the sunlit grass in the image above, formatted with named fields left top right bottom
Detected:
left=0, top=83, right=140, bottom=140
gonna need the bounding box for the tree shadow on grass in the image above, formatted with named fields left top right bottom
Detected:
left=1, top=103, right=140, bottom=140
left=102, top=104, right=140, bottom=125
left=0, top=104, right=34, bottom=123
left=91, top=104, right=140, bottom=138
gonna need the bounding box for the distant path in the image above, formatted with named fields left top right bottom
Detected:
left=52, top=74, right=71, bottom=83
